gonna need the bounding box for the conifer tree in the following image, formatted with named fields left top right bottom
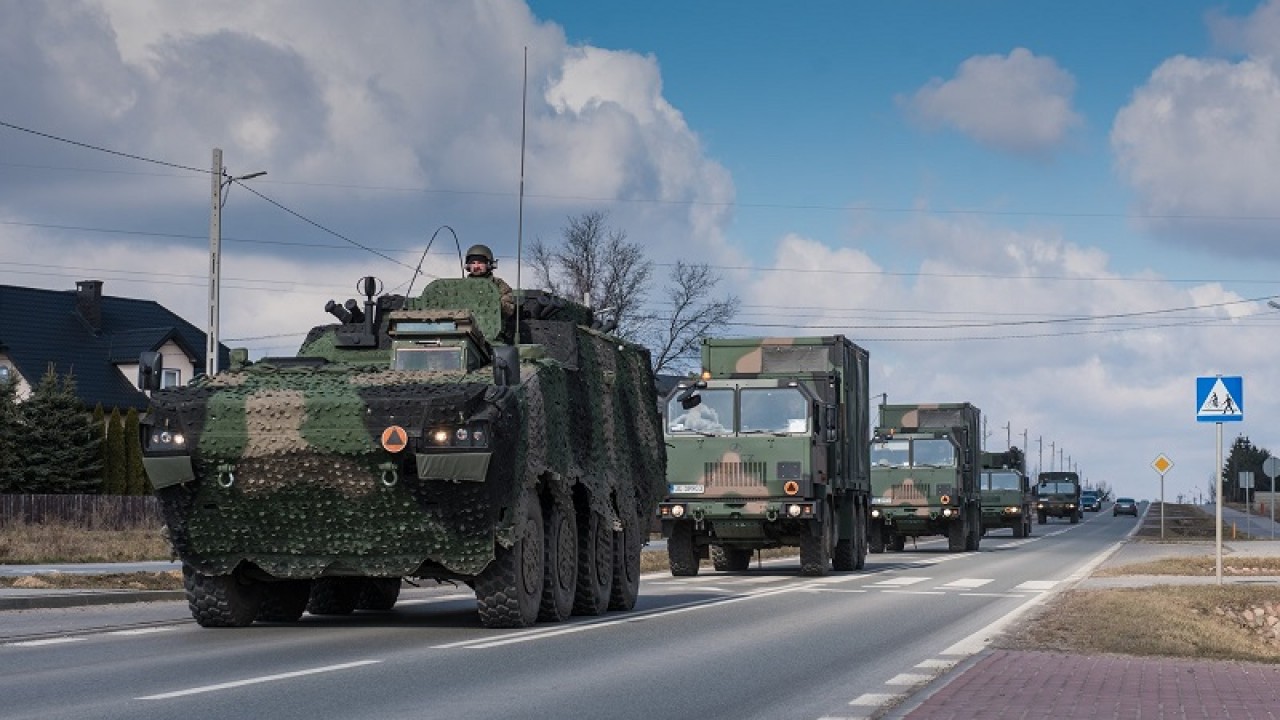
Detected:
left=104, top=408, right=126, bottom=495
left=18, top=365, right=102, bottom=493
left=0, top=376, right=21, bottom=492
left=124, top=407, right=150, bottom=495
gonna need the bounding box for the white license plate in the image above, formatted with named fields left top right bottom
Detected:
left=669, top=484, right=705, bottom=494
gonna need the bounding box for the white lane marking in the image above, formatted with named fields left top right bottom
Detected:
left=937, top=578, right=993, bottom=589
left=882, top=589, right=945, bottom=596
left=848, top=693, right=901, bottom=706
left=1013, top=580, right=1058, bottom=591
left=886, top=673, right=933, bottom=686
left=137, top=660, right=382, bottom=700
left=106, top=627, right=177, bottom=637
left=867, top=577, right=929, bottom=587
left=5, top=637, right=86, bottom=647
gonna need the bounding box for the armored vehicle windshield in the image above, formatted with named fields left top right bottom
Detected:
left=983, top=470, right=1022, bottom=491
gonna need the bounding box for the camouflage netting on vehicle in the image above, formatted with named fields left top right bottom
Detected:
left=147, top=276, right=664, bottom=583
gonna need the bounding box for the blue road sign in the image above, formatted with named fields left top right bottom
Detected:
left=1196, top=376, right=1243, bottom=422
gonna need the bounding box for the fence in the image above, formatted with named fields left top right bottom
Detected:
left=0, top=494, right=163, bottom=530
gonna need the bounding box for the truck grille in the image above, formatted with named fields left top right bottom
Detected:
left=704, top=461, right=767, bottom=488
left=890, top=483, right=931, bottom=502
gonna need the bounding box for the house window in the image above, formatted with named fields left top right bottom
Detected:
left=161, top=369, right=181, bottom=388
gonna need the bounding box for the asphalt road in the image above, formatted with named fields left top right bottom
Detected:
left=0, top=511, right=1138, bottom=720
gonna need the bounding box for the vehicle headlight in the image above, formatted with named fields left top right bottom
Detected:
left=143, top=427, right=187, bottom=453
left=426, top=422, right=490, bottom=448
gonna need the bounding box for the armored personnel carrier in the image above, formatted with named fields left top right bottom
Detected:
left=138, top=276, right=665, bottom=628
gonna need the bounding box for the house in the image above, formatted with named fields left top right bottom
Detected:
left=0, top=280, right=224, bottom=411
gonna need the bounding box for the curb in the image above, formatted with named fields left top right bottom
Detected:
left=0, top=590, right=186, bottom=611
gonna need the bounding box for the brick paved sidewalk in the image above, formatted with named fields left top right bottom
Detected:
left=898, top=649, right=1280, bottom=720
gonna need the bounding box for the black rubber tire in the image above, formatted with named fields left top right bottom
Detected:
left=799, top=518, right=832, bottom=576
left=667, top=520, right=700, bottom=576
left=1037, top=511, right=1047, bottom=525
left=854, top=506, right=868, bottom=570
left=184, top=565, right=259, bottom=628
left=890, top=534, right=906, bottom=552
left=1024, top=517, right=1033, bottom=537
left=538, top=495, right=577, bottom=622
left=712, top=546, right=753, bottom=571
left=572, top=507, right=613, bottom=616
left=1070, top=510, right=1080, bottom=524
left=711, top=545, right=732, bottom=571
left=833, top=500, right=856, bottom=571
left=475, top=491, right=544, bottom=628
left=868, top=521, right=885, bottom=554
left=356, top=578, right=402, bottom=611
left=307, top=578, right=361, bottom=616
left=965, top=506, right=980, bottom=551
left=1012, top=516, right=1027, bottom=539
left=256, top=579, right=311, bottom=622
left=608, top=506, right=641, bottom=611
left=948, top=516, right=967, bottom=552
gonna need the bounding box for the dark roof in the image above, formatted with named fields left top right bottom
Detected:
left=0, top=283, right=222, bottom=410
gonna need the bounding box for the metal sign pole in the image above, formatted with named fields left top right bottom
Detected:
left=1160, top=472, right=1165, bottom=540
left=1215, top=421, right=1223, bottom=585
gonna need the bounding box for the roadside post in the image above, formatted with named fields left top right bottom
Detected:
left=1240, top=471, right=1254, bottom=532
left=1151, top=454, right=1173, bottom=539
left=1263, top=456, right=1280, bottom=540
left=1197, top=374, right=1244, bottom=585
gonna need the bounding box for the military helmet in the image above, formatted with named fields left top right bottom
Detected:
left=465, top=244, right=495, bottom=264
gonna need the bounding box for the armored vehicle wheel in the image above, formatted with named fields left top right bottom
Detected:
left=573, top=507, right=613, bottom=616
left=712, top=546, right=753, bottom=571
left=307, top=578, right=361, bottom=616
left=475, top=491, right=544, bottom=628
left=1037, top=511, right=1047, bottom=524
left=853, top=506, right=868, bottom=570
left=608, top=506, right=641, bottom=611
left=800, top=518, right=833, bottom=576
left=1024, top=517, right=1033, bottom=537
left=890, top=533, right=906, bottom=552
left=539, top=495, right=577, bottom=622
left=667, top=520, right=699, bottom=577
left=356, top=578, right=402, bottom=611
left=256, top=580, right=311, bottom=622
left=184, top=565, right=260, bottom=628
left=711, top=545, right=732, bottom=571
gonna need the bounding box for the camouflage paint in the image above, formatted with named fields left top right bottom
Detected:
left=1035, top=470, right=1082, bottom=520
left=141, top=278, right=664, bottom=582
left=979, top=447, right=1032, bottom=533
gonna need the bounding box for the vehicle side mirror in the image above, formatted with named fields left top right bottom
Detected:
left=138, top=351, right=163, bottom=391
left=493, top=345, right=520, bottom=386
left=824, top=405, right=838, bottom=442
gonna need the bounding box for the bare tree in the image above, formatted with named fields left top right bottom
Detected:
left=645, top=261, right=738, bottom=374
left=529, top=212, right=653, bottom=338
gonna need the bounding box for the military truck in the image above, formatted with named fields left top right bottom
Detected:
left=137, top=276, right=665, bottom=629
left=1035, top=471, right=1082, bottom=524
left=657, top=336, right=871, bottom=577
left=979, top=447, right=1032, bottom=538
left=869, top=403, right=982, bottom=553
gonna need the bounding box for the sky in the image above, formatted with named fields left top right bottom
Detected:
left=3, top=0, right=1280, bottom=505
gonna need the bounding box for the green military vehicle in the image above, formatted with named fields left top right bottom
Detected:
left=869, top=403, right=982, bottom=553
left=1035, top=471, right=1082, bottom=524
left=137, top=276, right=665, bottom=628
left=979, top=447, right=1032, bottom=538
left=658, top=336, right=871, bottom=576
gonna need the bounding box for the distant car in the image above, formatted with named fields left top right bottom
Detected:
left=1113, top=497, right=1138, bottom=517
left=1080, top=492, right=1101, bottom=512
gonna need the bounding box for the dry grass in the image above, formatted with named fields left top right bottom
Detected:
left=0, top=519, right=171, bottom=564
left=997, top=585, right=1280, bottom=663
left=1095, top=556, right=1280, bottom=577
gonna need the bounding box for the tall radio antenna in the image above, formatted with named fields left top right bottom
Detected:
left=515, top=45, right=528, bottom=343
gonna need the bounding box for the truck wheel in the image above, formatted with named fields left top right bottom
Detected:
left=948, top=518, right=967, bottom=552
left=711, top=546, right=732, bottom=571
left=890, top=534, right=906, bottom=552
left=538, top=495, right=577, bottom=622
left=1024, top=517, right=1033, bottom=537
left=307, top=578, right=361, bottom=616
left=356, top=578, right=402, bottom=611
left=1070, top=510, right=1080, bottom=524
left=668, top=520, right=700, bottom=576
left=1037, top=511, right=1047, bottom=524
left=853, top=507, right=868, bottom=570
left=185, top=565, right=259, bottom=628
left=965, top=506, right=980, bottom=551
left=475, top=490, right=544, bottom=628
left=833, top=500, right=857, bottom=571
left=256, top=579, right=311, bottom=622
left=1012, top=517, right=1027, bottom=539
left=799, top=518, right=833, bottom=576
left=572, top=507, right=613, bottom=616
left=868, top=521, right=885, bottom=554
left=608, top=506, right=641, bottom=611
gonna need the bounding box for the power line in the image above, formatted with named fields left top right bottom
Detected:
left=0, top=120, right=208, bottom=174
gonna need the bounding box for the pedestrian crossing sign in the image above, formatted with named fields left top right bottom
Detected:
left=1196, top=376, right=1243, bottom=422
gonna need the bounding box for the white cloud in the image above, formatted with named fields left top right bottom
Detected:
left=1111, top=52, right=1280, bottom=257
left=899, top=48, right=1082, bottom=156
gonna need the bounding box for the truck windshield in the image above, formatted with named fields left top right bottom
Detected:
left=872, top=440, right=910, bottom=467
left=983, top=471, right=1022, bottom=491
left=912, top=438, right=957, bottom=468
left=739, top=387, right=809, bottom=433
left=1038, top=482, right=1075, bottom=494
left=393, top=346, right=463, bottom=371
left=667, top=388, right=734, bottom=435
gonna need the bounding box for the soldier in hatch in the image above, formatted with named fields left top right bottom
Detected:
left=464, top=244, right=515, bottom=338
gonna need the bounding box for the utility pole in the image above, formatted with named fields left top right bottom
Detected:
left=207, top=148, right=266, bottom=376
left=1059, top=448, right=1064, bottom=473
left=1049, top=441, right=1055, bottom=472
left=1002, top=421, right=1011, bottom=450
left=1037, top=436, right=1043, bottom=476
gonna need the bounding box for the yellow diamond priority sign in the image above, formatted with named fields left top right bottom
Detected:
left=1151, top=454, right=1173, bottom=475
